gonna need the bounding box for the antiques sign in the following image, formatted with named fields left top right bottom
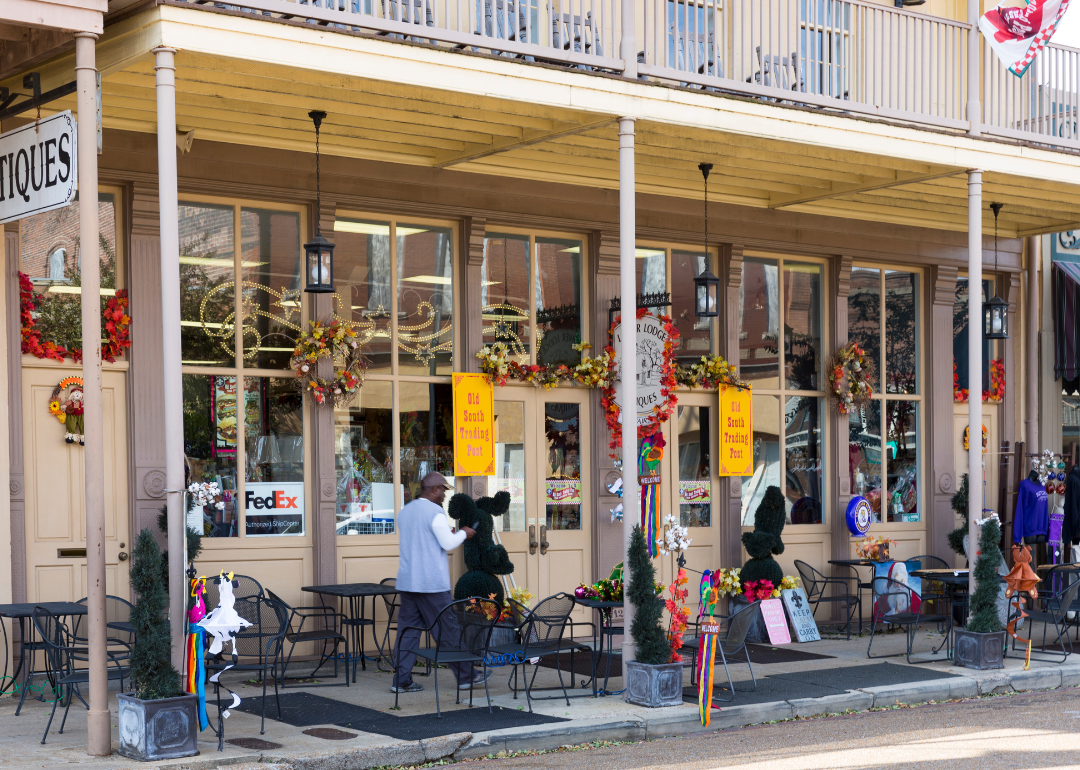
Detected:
left=0, top=112, right=77, bottom=225
left=452, top=373, right=495, bottom=476
left=611, top=312, right=669, bottom=426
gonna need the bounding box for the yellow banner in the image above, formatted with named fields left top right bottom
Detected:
left=452, top=373, right=495, bottom=476
left=718, top=385, right=753, bottom=477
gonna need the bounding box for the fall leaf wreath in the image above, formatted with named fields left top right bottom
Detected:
left=289, top=318, right=367, bottom=407
left=827, top=341, right=873, bottom=415
left=19, top=272, right=131, bottom=364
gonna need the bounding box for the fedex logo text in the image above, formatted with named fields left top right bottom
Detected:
left=245, top=490, right=299, bottom=510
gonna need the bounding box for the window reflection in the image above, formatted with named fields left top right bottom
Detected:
left=545, top=402, right=581, bottom=530
left=849, top=401, right=883, bottom=521
left=885, top=271, right=918, bottom=395
left=847, top=267, right=880, bottom=392
left=398, top=224, right=454, bottom=375
left=741, top=393, right=781, bottom=524
left=885, top=401, right=919, bottom=522
left=636, top=247, right=666, bottom=295
left=785, top=396, right=822, bottom=524
left=739, top=258, right=780, bottom=386
left=243, top=377, right=304, bottom=536
left=488, top=401, right=527, bottom=533
left=179, top=203, right=235, bottom=367
left=483, top=234, right=531, bottom=363
left=536, top=238, right=582, bottom=368
left=672, top=251, right=714, bottom=366
left=678, top=406, right=711, bottom=527
left=240, top=209, right=302, bottom=370
left=399, top=382, right=455, bottom=505
left=334, top=219, right=393, bottom=373
left=783, top=262, right=822, bottom=391
left=183, top=374, right=239, bottom=538
left=336, top=382, right=396, bottom=535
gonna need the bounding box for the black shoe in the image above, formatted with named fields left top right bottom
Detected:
left=390, top=682, right=423, bottom=693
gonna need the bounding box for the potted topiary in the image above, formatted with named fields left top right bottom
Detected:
left=954, top=514, right=1006, bottom=670
left=624, top=525, right=683, bottom=708
left=731, top=486, right=785, bottom=643
left=117, top=529, right=200, bottom=761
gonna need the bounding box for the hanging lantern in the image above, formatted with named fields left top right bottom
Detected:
left=304, top=109, right=334, bottom=294
left=695, top=162, right=719, bottom=319
left=983, top=202, right=1008, bottom=340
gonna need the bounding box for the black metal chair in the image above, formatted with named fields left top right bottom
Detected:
left=32, top=607, right=128, bottom=745
left=867, top=576, right=947, bottom=663
left=696, top=601, right=762, bottom=703
left=204, top=595, right=288, bottom=734
left=204, top=574, right=264, bottom=610
left=395, top=597, right=499, bottom=716
left=73, top=595, right=136, bottom=671
left=266, top=589, right=346, bottom=687
left=904, top=555, right=952, bottom=632
left=1011, top=569, right=1080, bottom=663
left=795, top=560, right=860, bottom=639
left=489, top=592, right=592, bottom=711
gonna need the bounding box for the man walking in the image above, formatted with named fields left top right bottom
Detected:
left=391, top=472, right=489, bottom=693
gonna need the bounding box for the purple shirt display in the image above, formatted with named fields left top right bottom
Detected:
left=1013, top=477, right=1049, bottom=543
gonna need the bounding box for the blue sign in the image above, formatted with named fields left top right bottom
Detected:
left=846, top=496, right=872, bottom=536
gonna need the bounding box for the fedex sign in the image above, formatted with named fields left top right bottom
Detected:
left=244, top=481, right=304, bottom=537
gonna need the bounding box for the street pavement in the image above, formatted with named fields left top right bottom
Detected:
left=475, top=689, right=1080, bottom=770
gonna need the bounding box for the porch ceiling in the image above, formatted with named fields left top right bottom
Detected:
left=11, top=5, right=1080, bottom=238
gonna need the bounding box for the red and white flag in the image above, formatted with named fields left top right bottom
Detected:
left=979, top=0, right=1072, bottom=77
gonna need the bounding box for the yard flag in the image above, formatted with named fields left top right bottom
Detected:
left=979, top=0, right=1073, bottom=77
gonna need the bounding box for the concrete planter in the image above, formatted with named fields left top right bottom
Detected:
left=624, top=660, right=684, bottom=708
left=117, top=692, right=200, bottom=761
left=954, top=629, right=1005, bottom=670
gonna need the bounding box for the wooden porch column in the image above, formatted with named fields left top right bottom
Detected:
left=5, top=224, right=25, bottom=613
left=311, top=199, right=338, bottom=587
left=929, top=265, right=959, bottom=562
left=461, top=216, right=486, bottom=503
left=829, top=256, right=853, bottom=579
left=718, top=243, right=744, bottom=572
left=593, top=229, right=622, bottom=579
left=967, top=170, right=984, bottom=594
left=618, top=116, right=637, bottom=671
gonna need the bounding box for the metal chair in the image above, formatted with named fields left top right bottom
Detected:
left=73, top=595, right=135, bottom=670
left=204, top=595, right=288, bottom=734
left=904, top=555, right=951, bottom=632
left=699, top=600, right=762, bottom=703
left=795, top=560, right=860, bottom=639
left=395, top=597, right=499, bottom=716
left=266, top=589, right=346, bottom=687
left=489, top=592, right=591, bottom=711
left=867, top=576, right=947, bottom=663
left=32, top=607, right=128, bottom=745
left=1011, top=569, right=1080, bottom=663
left=204, top=574, right=264, bottom=611
left=549, top=7, right=601, bottom=58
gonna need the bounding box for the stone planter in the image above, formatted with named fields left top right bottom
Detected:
left=624, top=660, right=684, bottom=708
left=953, top=629, right=1005, bottom=670
left=117, top=692, right=200, bottom=761
left=729, top=595, right=769, bottom=644
left=489, top=624, right=517, bottom=649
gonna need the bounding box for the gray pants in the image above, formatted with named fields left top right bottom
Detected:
left=393, top=591, right=473, bottom=687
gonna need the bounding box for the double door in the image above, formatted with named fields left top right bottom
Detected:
left=480, top=389, right=591, bottom=619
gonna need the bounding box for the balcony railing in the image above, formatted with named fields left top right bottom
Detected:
left=175, top=0, right=1080, bottom=153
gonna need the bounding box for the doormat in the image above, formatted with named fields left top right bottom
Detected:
left=683, top=662, right=962, bottom=706
left=741, top=644, right=835, bottom=664
left=303, top=728, right=357, bottom=740
left=233, top=692, right=567, bottom=741
left=537, top=651, right=619, bottom=678
left=226, top=737, right=283, bottom=750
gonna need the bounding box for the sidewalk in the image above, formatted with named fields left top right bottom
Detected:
left=1, top=630, right=1076, bottom=770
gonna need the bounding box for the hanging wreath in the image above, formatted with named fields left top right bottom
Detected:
left=827, top=341, right=873, bottom=415
left=964, top=424, right=988, bottom=453
left=48, top=376, right=85, bottom=445
left=953, top=358, right=1005, bottom=403
left=290, top=318, right=367, bottom=407
left=19, top=272, right=131, bottom=364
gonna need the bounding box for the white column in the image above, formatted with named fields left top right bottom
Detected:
left=154, top=46, right=186, bottom=671
left=967, top=0, right=981, bottom=137
left=76, top=32, right=110, bottom=757
left=1025, top=236, right=1039, bottom=453
left=967, top=170, right=983, bottom=595
left=619, top=117, right=637, bottom=672
left=620, top=0, right=636, bottom=78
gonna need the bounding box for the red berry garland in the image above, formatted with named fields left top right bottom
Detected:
left=19, top=272, right=131, bottom=364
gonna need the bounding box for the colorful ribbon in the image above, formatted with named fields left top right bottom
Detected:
left=697, top=625, right=718, bottom=726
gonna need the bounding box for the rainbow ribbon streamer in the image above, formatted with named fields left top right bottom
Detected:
left=184, top=626, right=209, bottom=730
left=641, top=482, right=661, bottom=558
left=697, top=630, right=717, bottom=726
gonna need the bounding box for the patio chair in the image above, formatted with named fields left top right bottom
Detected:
left=204, top=595, right=288, bottom=734
left=32, top=607, right=129, bottom=745
left=694, top=600, right=762, bottom=703
left=550, top=7, right=601, bottom=60
left=489, top=592, right=592, bottom=711
left=266, top=589, right=346, bottom=688
left=867, top=576, right=947, bottom=664
left=395, top=597, right=500, bottom=716
left=204, top=574, right=264, bottom=611
left=904, top=555, right=951, bottom=631
left=73, top=595, right=136, bottom=670
left=795, top=560, right=860, bottom=639
left=1010, top=569, right=1080, bottom=663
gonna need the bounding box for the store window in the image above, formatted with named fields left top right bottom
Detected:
left=739, top=257, right=826, bottom=524
left=953, top=277, right=994, bottom=397
left=847, top=267, right=922, bottom=523
left=677, top=405, right=712, bottom=527
left=545, top=402, right=582, bottom=530
left=634, top=245, right=717, bottom=367
left=333, top=216, right=458, bottom=535
left=20, top=192, right=122, bottom=354
left=480, top=231, right=584, bottom=367
left=179, top=200, right=306, bottom=538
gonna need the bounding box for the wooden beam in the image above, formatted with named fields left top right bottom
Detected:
left=768, top=168, right=965, bottom=208
left=432, top=117, right=615, bottom=168
left=0, top=24, right=30, bottom=42
left=1018, top=221, right=1080, bottom=238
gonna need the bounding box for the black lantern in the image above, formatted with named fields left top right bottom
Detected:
left=694, top=162, right=720, bottom=319
left=304, top=109, right=334, bottom=294
left=984, top=202, right=1008, bottom=340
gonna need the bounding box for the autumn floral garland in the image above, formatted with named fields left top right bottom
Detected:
left=953, top=358, right=1005, bottom=403
left=19, top=272, right=131, bottom=364
left=290, top=319, right=367, bottom=407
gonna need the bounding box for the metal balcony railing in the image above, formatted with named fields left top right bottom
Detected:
left=173, top=0, right=1080, bottom=153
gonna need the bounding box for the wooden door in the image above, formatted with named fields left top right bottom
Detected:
left=23, top=364, right=130, bottom=603
left=484, top=395, right=536, bottom=601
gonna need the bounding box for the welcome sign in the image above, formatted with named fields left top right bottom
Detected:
left=0, top=111, right=78, bottom=225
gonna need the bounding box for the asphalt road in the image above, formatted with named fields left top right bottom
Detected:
left=473, top=689, right=1080, bottom=770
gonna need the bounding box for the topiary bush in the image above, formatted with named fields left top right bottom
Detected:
left=627, top=525, right=667, bottom=665
left=129, top=528, right=182, bottom=700
left=946, top=474, right=969, bottom=557
left=966, top=515, right=1005, bottom=634
left=740, top=486, right=786, bottom=590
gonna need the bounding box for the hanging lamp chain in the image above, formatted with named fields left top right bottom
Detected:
left=699, top=162, right=713, bottom=254
left=990, top=202, right=1004, bottom=275
left=310, top=109, right=327, bottom=237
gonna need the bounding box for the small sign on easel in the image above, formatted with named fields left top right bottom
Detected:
left=781, top=587, right=821, bottom=642
left=759, top=598, right=791, bottom=645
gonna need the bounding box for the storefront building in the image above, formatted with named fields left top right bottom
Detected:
left=2, top=0, right=1077, bottom=626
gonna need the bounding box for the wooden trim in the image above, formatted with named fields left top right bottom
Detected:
left=928, top=264, right=958, bottom=562
left=5, top=228, right=25, bottom=607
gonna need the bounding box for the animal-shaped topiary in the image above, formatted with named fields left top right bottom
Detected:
left=741, top=486, right=786, bottom=590
left=448, top=490, right=515, bottom=607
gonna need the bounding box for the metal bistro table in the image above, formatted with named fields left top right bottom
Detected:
left=0, top=601, right=87, bottom=714
left=574, top=598, right=623, bottom=696
left=301, top=583, right=398, bottom=683
left=908, top=568, right=971, bottom=659
left=828, top=558, right=885, bottom=633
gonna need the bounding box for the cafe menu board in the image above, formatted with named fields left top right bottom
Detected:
left=718, top=385, right=753, bottom=476
left=212, top=376, right=264, bottom=455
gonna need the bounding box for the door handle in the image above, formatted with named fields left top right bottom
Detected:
left=540, top=525, right=549, bottom=555
left=117, top=552, right=128, bottom=561
left=529, top=525, right=538, bottom=555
